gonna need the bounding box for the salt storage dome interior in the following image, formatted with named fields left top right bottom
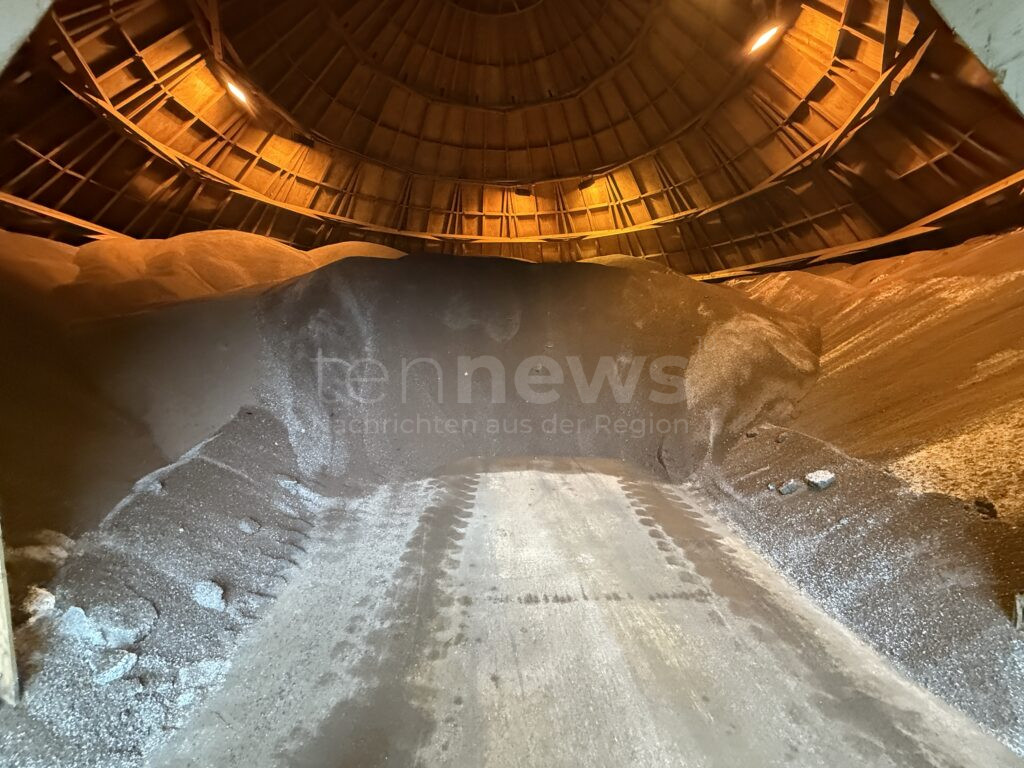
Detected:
left=0, top=2, right=1023, bottom=768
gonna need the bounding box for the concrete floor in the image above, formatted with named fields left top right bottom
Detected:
left=151, top=459, right=1024, bottom=768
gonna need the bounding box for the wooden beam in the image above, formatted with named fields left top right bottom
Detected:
left=907, top=167, right=1024, bottom=229
left=690, top=166, right=1024, bottom=281
left=882, top=0, right=905, bottom=70
left=45, top=12, right=110, bottom=104
left=188, top=0, right=225, bottom=61
left=819, top=29, right=935, bottom=159
left=0, top=191, right=127, bottom=239
left=689, top=225, right=939, bottom=281
left=0, top=516, right=19, bottom=708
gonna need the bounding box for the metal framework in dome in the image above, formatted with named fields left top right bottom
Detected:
left=1, top=0, right=1023, bottom=275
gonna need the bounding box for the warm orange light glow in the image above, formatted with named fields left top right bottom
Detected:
left=226, top=81, right=249, bottom=105
left=749, top=25, right=781, bottom=54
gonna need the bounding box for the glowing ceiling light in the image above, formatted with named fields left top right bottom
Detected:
left=226, top=81, right=249, bottom=105
left=749, top=25, right=781, bottom=55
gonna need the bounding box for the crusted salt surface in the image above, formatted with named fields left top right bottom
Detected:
left=276, top=477, right=338, bottom=516
left=104, top=436, right=215, bottom=526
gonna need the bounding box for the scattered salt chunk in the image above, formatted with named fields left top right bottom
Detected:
left=93, top=650, right=137, bottom=685
left=91, top=601, right=156, bottom=647
left=238, top=517, right=260, bottom=534
left=192, top=580, right=226, bottom=612
left=806, top=470, right=837, bottom=490
left=56, top=607, right=105, bottom=646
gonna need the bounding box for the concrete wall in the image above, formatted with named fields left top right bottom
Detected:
left=931, top=0, right=1024, bottom=115
left=0, top=0, right=51, bottom=74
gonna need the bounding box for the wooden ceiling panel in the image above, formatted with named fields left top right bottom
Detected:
left=0, top=0, right=1023, bottom=273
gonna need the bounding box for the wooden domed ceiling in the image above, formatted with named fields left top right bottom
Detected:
left=218, top=0, right=744, bottom=182
left=1, top=0, right=1024, bottom=273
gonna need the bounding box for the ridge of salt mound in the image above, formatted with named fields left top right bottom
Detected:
left=0, top=228, right=410, bottom=319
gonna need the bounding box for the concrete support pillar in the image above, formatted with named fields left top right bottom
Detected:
left=0, top=0, right=51, bottom=74
left=931, top=0, right=1024, bottom=115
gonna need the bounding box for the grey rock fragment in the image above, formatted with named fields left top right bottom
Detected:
left=805, top=470, right=837, bottom=490
left=1016, top=594, right=1024, bottom=632
left=778, top=479, right=802, bottom=496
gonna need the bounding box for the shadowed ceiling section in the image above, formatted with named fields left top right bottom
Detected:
left=1, top=0, right=1023, bottom=271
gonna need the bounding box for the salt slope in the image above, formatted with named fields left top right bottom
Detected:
left=718, top=233, right=1024, bottom=753
left=710, top=425, right=1024, bottom=755
left=0, top=239, right=821, bottom=540
left=0, top=229, right=404, bottom=320
left=0, top=249, right=822, bottom=767
left=0, top=228, right=404, bottom=554
left=253, top=254, right=819, bottom=482
left=0, top=230, right=399, bottom=628
left=731, top=231, right=1024, bottom=523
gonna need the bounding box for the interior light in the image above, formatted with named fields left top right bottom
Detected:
left=749, top=25, right=781, bottom=55
left=226, top=81, right=249, bottom=105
